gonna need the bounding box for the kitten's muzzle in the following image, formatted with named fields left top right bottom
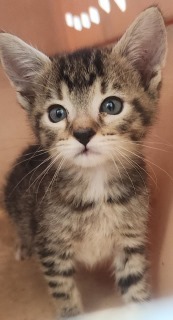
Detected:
left=73, top=128, right=96, bottom=146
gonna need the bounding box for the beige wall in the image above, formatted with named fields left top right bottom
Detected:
left=148, top=25, right=173, bottom=295
left=0, top=0, right=173, bottom=54
left=0, top=1, right=173, bottom=298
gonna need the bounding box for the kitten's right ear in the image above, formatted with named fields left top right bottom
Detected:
left=0, top=33, right=51, bottom=110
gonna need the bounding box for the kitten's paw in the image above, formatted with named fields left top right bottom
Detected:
left=60, top=305, right=82, bottom=318
left=56, top=302, right=83, bottom=319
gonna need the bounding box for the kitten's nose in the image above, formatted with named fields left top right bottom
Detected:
left=73, top=128, right=96, bottom=146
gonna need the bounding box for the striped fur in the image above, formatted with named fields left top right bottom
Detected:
left=0, top=7, right=167, bottom=318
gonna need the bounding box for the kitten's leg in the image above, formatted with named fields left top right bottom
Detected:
left=14, top=227, right=33, bottom=261
left=37, top=245, right=83, bottom=318
left=15, top=237, right=32, bottom=261
left=115, top=232, right=151, bottom=303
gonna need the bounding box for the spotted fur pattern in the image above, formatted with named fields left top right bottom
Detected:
left=0, top=7, right=167, bottom=318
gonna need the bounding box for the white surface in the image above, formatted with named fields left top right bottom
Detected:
left=70, top=298, right=173, bottom=320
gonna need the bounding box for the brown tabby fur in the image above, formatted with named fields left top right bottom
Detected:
left=0, top=7, right=167, bottom=318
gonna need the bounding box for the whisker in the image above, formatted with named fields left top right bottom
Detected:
left=113, top=149, right=137, bottom=197
left=119, top=146, right=173, bottom=183
left=40, top=155, right=67, bottom=203
left=26, top=155, right=56, bottom=193
left=105, top=137, right=173, bottom=151
left=11, top=145, right=60, bottom=169
left=11, top=147, right=45, bottom=169
left=107, top=151, right=124, bottom=186
left=115, top=148, right=150, bottom=206
left=8, top=156, right=52, bottom=197
left=117, top=147, right=158, bottom=189
left=48, top=157, right=67, bottom=197
left=35, top=153, right=64, bottom=197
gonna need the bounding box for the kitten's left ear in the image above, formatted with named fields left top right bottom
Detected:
left=0, top=33, right=51, bottom=110
left=114, top=7, right=167, bottom=87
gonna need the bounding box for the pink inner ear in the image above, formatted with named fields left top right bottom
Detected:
left=115, top=7, right=167, bottom=82
left=0, top=33, right=50, bottom=90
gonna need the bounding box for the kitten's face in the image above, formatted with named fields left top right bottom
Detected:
left=0, top=7, right=167, bottom=169
left=31, top=48, right=160, bottom=168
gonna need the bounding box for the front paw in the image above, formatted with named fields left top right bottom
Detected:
left=55, top=302, right=83, bottom=319
left=61, top=305, right=82, bottom=318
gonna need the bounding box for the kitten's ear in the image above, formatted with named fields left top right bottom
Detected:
left=115, top=7, right=167, bottom=86
left=0, top=33, right=51, bottom=109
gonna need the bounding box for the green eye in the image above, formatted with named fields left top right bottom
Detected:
left=48, top=105, right=67, bottom=123
left=100, top=96, right=123, bottom=115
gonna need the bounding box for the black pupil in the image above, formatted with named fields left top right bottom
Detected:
left=106, top=101, right=115, bottom=112
left=56, top=109, right=64, bottom=118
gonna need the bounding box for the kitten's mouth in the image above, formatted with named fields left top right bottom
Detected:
left=76, top=147, right=99, bottom=157
left=73, top=146, right=104, bottom=167
left=81, top=147, right=89, bottom=155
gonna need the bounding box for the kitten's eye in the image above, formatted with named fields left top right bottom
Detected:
left=100, top=96, right=123, bottom=115
left=48, top=105, right=67, bottom=123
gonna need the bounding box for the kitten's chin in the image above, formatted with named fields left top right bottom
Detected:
left=72, top=152, right=107, bottom=168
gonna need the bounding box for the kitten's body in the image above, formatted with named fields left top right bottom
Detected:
left=6, top=144, right=147, bottom=261
left=0, top=7, right=167, bottom=318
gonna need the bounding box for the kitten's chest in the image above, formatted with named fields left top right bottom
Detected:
left=82, top=167, right=108, bottom=203
left=74, top=204, right=117, bottom=268
left=72, top=168, right=118, bottom=267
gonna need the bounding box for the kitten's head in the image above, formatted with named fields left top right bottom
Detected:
left=0, top=7, right=167, bottom=169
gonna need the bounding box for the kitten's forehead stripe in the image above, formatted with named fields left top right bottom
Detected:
left=112, top=82, right=122, bottom=90
left=45, top=89, right=52, bottom=100
left=100, top=80, right=108, bottom=94
left=53, top=48, right=106, bottom=93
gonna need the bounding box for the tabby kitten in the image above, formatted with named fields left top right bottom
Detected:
left=0, top=7, right=167, bottom=318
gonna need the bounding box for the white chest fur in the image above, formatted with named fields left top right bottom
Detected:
left=84, top=167, right=108, bottom=203
left=74, top=205, right=117, bottom=268
left=74, top=166, right=118, bottom=268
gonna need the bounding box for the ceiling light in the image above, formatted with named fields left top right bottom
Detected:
left=89, top=7, right=100, bottom=25
left=114, top=0, right=126, bottom=12
left=65, top=12, right=74, bottom=28
left=98, top=0, right=111, bottom=14
left=81, top=12, right=91, bottom=29
left=73, top=16, right=82, bottom=31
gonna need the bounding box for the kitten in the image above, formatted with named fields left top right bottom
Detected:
left=0, top=7, right=167, bottom=318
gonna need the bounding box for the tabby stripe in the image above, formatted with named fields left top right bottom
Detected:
left=132, top=98, right=151, bottom=126
left=59, top=252, right=72, bottom=260
left=48, top=281, right=58, bottom=288
left=52, top=292, right=70, bottom=300
left=123, top=233, right=139, bottom=238
left=107, top=195, right=130, bottom=205
left=71, top=201, right=95, bottom=212
left=112, top=82, right=122, bottom=90
left=38, top=249, right=56, bottom=258
left=42, top=260, right=55, bottom=268
left=118, top=273, right=143, bottom=294
left=107, top=186, right=142, bottom=205
left=101, top=80, right=108, bottom=94
left=124, top=246, right=145, bottom=255
left=88, top=72, right=96, bottom=86
left=44, top=268, right=75, bottom=277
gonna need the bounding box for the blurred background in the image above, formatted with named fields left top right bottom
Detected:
left=0, top=1, right=173, bottom=320
left=0, top=0, right=173, bottom=54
